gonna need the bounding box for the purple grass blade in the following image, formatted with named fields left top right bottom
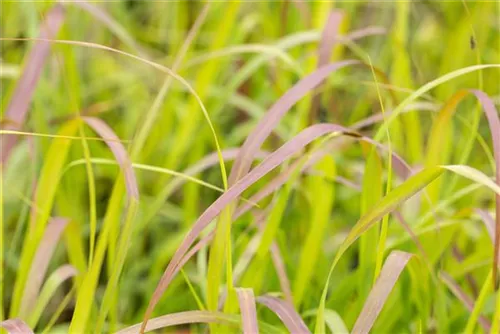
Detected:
left=83, top=117, right=139, bottom=200
left=141, top=124, right=352, bottom=327
left=352, top=251, right=413, bottom=334
left=236, top=288, right=259, bottom=334
left=290, top=0, right=311, bottom=27
left=1, top=4, right=65, bottom=164
left=257, top=295, right=310, bottom=334
left=234, top=158, right=305, bottom=220
left=19, top=217, right=69, bottom=317
left=270, top=242, right=293, bottom=305
left=235, top=138, right=411, bottom=220
left=117, top=311, right=235, bottom=334
left=310, top=10, right=343, bottom=123
left=317, top=11, right=343, bottom=67
left=469, top=90, right=500, bottom=287
left=142, top=123, right=357, bottom=327
left=142, top=122, right=416, bottom=329
left=440, top=271, right=491, bottom=331
left=51, top=263, right=78, bottom=282
left=228, top=60, right=359, bottom=186
left=476, top=208, right=495, bottom=243
left=0, top=319, right=34, bottom=334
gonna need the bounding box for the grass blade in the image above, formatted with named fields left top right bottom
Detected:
left=144, top=123, right=356, bottom=326
left=309, top=10, right=343, bottom=123
left=228, top=60, right=357, bottom=185
left=83, top=117, right=138, bottom=200
left=10, top=120, right=79, bottom=317
left=316, top=167, right=444, bottom=332
left=294, top=155, right=336, bottom=307
left=257, top=295, right=310, bottom=334
left=469, top=90, right=500, bottom=288
left=70, top=117, right=138, bottom=332
left=27, top=264, right=78, bottom=328
left=19, top=217, right=69, bottom=318
left=117, top=311, right=237, bottom=334
left=442, top=165, right=500, bottom=196
left=1, top=4, right=65, bottom=164
left=352, top=251, right=413, bottom=334
left=0, top=319, right=34, bottom=334
left=236, top=288, right=259, bottom=334
left=358, top=148, right=383, bottom=306
left=0, top=37, right=229, bottom=193
left=374, top=64, right=500, bottom=143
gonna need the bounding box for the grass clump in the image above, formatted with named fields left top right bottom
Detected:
left=1, top=1, right=499, bottom=333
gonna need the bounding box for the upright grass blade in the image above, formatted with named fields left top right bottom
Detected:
left=130, top=3, right=210, bottom=159
left=83, top=116, right=138, bottom=331
left=10, top=120, right=79, bottom=318
left=368, top=55, right=394, bottom=285
left=309, top=10, right=343, bottom=124
left=236, top=288, right=259, bottom=334
left=70, top=117, right=138, bottom=333
left=294, top=155, right=335, bottom=307
left=0, top=319, right=34, bottom=334
left=40, top=287, right=75, bottom=334
left=465, top=270, right=493, bottom=334
left=257, top=295, right=310, bottom=334
left=390, top=1, right=422, bottom=163
left=425, top=91, right=469, bottom=203
left=94, top=200, right=138, bottom=334
left=18, top=217, right=69, bottom=318
left=358, top=148, right=383, bottom=305
left=1, top=4, right=65, bottom=164
left=27, top=264, right=78, bottom=328
left=352, top=251, right=413, bottom=334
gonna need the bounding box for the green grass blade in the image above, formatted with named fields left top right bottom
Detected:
left=10, top=120, right=79, bottom=317
left=294, top=155, right=335, bottom=307
left=316, top=167, right=444, bottom=332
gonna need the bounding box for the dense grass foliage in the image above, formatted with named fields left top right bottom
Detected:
left=1, top=1, right=499, bottom=333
